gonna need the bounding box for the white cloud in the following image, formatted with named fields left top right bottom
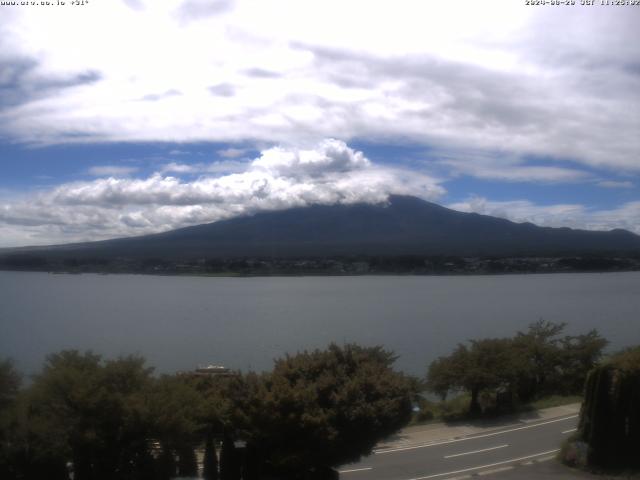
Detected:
left=437, top=150, right=592, bottom=184
left=159, top=160, right=249, bottom=175
left=251, top=139, right=370, bottom=178
left=87, top=165, right=139, bottom=177
left=0, top=0, right=637, bottom=175
left=159, top=162, right=197, bottom=174
left=0, top=140, right=444, bottom=246
left=597, top=180, right=634, bottom=189
left=217, top=147, right=248, bottom=158
left=449, top=196, right=640, bottom=235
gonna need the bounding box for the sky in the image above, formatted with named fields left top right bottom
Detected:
left=0, top=0, right=639, bottom=247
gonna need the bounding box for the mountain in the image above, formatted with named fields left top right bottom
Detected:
left=4, top=195, right=640, bottom=260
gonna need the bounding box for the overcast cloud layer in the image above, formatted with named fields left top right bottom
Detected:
left=1, top=1, right=639, bottom=169
left=0, top=0, right=638, bottom=246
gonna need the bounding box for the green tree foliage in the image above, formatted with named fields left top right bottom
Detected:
left=0, top=359, right=20, bottom=410
left=578, top=346, right=640, bottom=468
left=557, top=330, right=608, bottom=394
left=0, top=360, right=24, bottom=479
left=242, top=344, right=415, bottom=475
left=513, top=320, right=607, bottom=399
left=511, top=319, right=566, bottom=400
left=426, top=321, right=608, bottom=414
left=147, top=375, right=206, bottom=448
left=23, top=351, right=154, bottom=480
left=0, top=344, right=420, bottom=479
left=426, top=339, right=516, bottom=415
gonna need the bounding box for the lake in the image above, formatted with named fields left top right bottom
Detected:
left=1, top=271, right=639, bottom=377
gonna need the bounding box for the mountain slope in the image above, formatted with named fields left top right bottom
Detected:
left=5, top=195, right=640, bottom=259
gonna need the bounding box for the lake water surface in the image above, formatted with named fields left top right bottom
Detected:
left=1, top=271, right=639, bottom=376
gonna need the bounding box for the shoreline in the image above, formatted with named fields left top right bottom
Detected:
left=1, top=267, right=639, bottom=279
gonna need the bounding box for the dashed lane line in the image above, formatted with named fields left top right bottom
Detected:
left=444, top=444, right=509, bottom=459
left=403, top=449, right=560, bottom=480
left=339, top=467, right=373, bottom=474
left=375, top=416, right=577, bottom=455
left=477, top=465, right=514, bottom=476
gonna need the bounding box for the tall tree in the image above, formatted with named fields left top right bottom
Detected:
left=426, top=339, right=516, bottom=415
left=512, top=320, right=565, bottom=400
left=203, top=431, right=219, bottom=480
left=243, top=442, right=261, bottom=480
left=177, top=444, right=198, bottom=477
left=25, top=351, right=154, bottom=480
left=242, top=344, right=415, bottom=476
left=0, top=359, right=20, bottom=411
left=558, top=330, right=608, bottom=394
left=147, top=375, right=206, bottom=452
left=0, top=360, right=24, bottom=480
left=219, top=432, right=240, bottom=480
left=157, top=444, right=176, bottom=480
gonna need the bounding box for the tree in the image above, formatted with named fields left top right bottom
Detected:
left=426, top=339, right=516, bottom=415
left=426, top=321, right=610, bottom=414
left=147, top=375, right=206, bottom=450
left=0, top=360, right=24, bottom=480
left=0, top=359, right=20, bottom=411
left=219, top=432, right=240, bottom=480
left=512, top=320, right=565, bottom=400
left=203, top=431, right=219, bottom=480
left=156, top=445, right=177, bottom=480
left=177, top=444, right=198, bottom=477
left=242, top=344, right=415, bottom=477
left=513, top=321, right=607, bottom=399
left=425, top=352, right=462, bottom=401
left=557, top=330, right=608, bottom=394
left=25, top=350, right=155, bottom=480
left=243, top=442, right=261, bottom=480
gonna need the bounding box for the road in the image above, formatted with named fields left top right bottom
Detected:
left=339, top=414, right=579, bottom=480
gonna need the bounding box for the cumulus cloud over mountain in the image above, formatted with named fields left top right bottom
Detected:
left=0, top=140, right=444, bottom=246
left=0, top=0, right=637, bottom=246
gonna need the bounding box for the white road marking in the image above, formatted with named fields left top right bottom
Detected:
left=478, top=465, right=514, bottom=476
left=405, top=449, right=560, bottom=480
left=534, top=455, right=557, bottom=463
left=375, top=415, right=578, bottom=455
left=444, top=444, right=509, bottom=459
left=562, top=428, right=577, bottom=434
left=339, top=467, right=373, bottom=474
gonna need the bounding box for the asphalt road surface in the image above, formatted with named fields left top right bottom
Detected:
left=339, top=414, right=579, bottom=480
